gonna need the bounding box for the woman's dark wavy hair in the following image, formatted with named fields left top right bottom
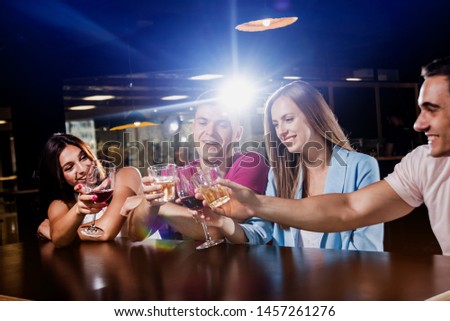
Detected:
left=38, top=133, right=96, bottom=216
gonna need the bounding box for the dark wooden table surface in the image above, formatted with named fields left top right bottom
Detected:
left=1, top=237, right=450, bottom=300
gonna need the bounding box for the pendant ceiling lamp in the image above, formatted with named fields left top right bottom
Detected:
left=235, top=16, right=298, bottom=32
left=109, top=111, right=160, bottom=131
left=110, top=42, right=162, bottom=131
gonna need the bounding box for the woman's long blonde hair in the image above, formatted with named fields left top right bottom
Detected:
left=264, top=80, right=353, bottom=199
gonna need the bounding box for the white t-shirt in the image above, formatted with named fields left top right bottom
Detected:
left=384, top=145, right=450, bottom=255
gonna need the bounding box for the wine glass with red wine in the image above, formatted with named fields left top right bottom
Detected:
left=176, top=165, right=224, bottom=250
left=80, top=160, right=116, bottom=238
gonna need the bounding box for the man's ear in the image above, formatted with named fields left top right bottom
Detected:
left=234, top=126, right=243, bottom=141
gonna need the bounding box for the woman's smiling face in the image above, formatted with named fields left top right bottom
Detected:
left=271, top=95, right=321, bottom=153
left=58, top=144, right=93, bottom=187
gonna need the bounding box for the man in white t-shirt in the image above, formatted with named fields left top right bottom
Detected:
left=213, top=55, right=450, bottom=255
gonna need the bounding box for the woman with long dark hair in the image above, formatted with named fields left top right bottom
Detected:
left=37, top=133, right=162, bottom=247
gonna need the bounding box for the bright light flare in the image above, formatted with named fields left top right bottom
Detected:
left=218, top=77, right=257, bottom=112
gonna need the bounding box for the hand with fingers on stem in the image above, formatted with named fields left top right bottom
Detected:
left=74, top=183, right=109, bottom=216
left=179, top=199, right=227, bottom=228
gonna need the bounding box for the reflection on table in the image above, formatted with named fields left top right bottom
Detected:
left=1, top=238, right=450, bottom=300
left=0, top=189, right=40, bottom=244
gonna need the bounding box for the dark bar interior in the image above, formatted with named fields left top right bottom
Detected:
left=1, top=0, right=450, bottom=302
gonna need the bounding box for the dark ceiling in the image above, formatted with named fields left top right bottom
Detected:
left=1, top=0, right=450, bottom=126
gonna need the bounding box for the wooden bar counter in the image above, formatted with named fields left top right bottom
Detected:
left=1, top=238, right=450, bottom=301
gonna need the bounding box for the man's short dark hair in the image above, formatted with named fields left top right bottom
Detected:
left=421, top=55, right=450, bottom=93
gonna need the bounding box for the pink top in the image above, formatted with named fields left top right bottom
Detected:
left=190, top=151, right=269, bottom=194
left=224, top=152, right=269, bottom=194
left=385, top=145, right=450, bottom=255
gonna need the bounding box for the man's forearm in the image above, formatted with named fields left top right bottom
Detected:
left=254, top=193, right=357, bottom=232
left=254, top=183, right=408, bottom=233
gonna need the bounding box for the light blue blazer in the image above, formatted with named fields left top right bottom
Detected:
left=245, top=145, right=384, bottom=252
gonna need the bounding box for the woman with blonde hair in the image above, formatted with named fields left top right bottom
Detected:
left=261, top=80, right=383, bottom=250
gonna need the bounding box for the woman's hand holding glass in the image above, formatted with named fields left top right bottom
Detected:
left=74, top=181, right=108, bottom=215
left=207, top=178, right=259, bottom=221
left=79, top=160, right=116, bottom=238
left=191, top=167, right=230, bottom=209
left=188, top=167, right=231, bottom=217
left=141, top=175, right=168, bottom=205
left=144, top=163, right=177, bottom=205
